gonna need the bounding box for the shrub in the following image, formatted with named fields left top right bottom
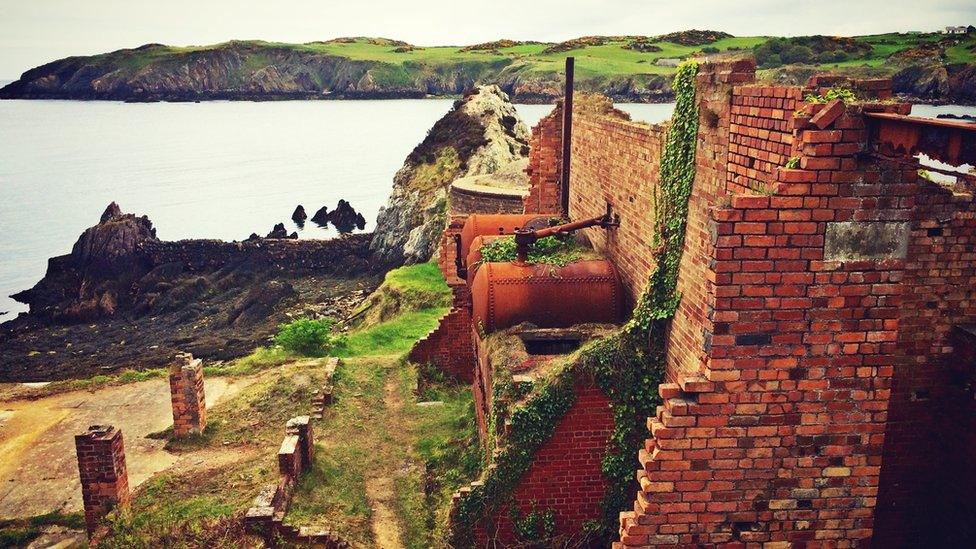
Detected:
left=701, top=46, right=719, bottom=54
left=274, top=318, right=341, bottom=357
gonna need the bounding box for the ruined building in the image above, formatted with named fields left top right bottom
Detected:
left=409, top=59, right=975, bottom=547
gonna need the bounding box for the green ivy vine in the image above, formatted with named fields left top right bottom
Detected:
left=448, top=61, right=701, bottom=547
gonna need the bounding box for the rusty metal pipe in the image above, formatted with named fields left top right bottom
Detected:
left=513, top=203, right=619, bottom=263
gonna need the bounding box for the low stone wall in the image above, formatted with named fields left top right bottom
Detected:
left=140, top=233, right=373, bottom=274
left=449, top=182, right=527, bottom=215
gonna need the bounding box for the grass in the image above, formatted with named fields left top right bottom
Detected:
left=338, top=308, right=447, bottom=357
left=81, top=262, right=469, bottom=547
left=285, top=356, right=477, bottom=547
left=0, top=511, right=85, bottom=547
left=98, top=360, right=333, bottom=546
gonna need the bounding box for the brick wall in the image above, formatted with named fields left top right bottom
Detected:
left=75, top=425, right=129, bottom=536
left=617, top=63, right=934, bottom=547
left=874, top=178, right=976, bottom=547
left=727, top=86, right=802, bottom=194
left=568, top=111, right=666, bottom=304
left=523, top=105, right=563, bottom=215
left=168, top=353, right=206, bottom=437
left=471, top=381, right=614, bottom=545
left=407, top=291, right=475, bottom=383
left=665, top=61, right=753, bottom=383
left=409, top=216, right=476, bottom=382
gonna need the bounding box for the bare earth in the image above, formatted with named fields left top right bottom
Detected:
left=0, top=376, right=253, bottom=519
left=364, top=377, right=406, bottom=549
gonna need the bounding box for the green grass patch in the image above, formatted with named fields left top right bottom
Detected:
left=0, top=512, right=85, bottom=547
left=339, top=308, right=447, bottom=357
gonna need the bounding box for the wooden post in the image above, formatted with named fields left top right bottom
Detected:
left=560, top=56, right=574, bottom=218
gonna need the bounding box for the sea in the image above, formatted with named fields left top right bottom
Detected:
left=0, top=93, right=971, bottom=321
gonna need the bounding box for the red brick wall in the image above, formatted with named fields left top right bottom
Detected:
left=618, top=63, right=923, bottom=547
left=524, top=105, right=563, bottom=215
left=727, top=86, right=802, bottom=194
left=409, top=216, right=476, bottom=382
left=874, top=179, right=976, bottom=547
left=568, top=112, right=666, bottom=304
left=407, top=295, right=475, bottom=383
left=168, top=354, right=206, bottom=437
left=476, top=381, right=614, bottom=544
left=665, top=62, right=754, bottom=383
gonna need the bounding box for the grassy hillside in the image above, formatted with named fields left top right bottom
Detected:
left=2, top=31, right=974, bottom=102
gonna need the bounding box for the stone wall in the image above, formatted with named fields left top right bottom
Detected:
left=449, top=183, right=526, bottom=216
left=140, top=233, right=372, bottom=274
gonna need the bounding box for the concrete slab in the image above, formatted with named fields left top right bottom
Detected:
left=0, top=376, right=248, bottom=519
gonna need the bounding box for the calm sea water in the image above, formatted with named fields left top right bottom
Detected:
left=0, top=99, right=675, bottom=320
left=0, top=99, right=970, bottom=321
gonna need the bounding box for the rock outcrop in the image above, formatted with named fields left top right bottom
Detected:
left=327, top=200, right=367, bottom=233
left=370, top=85, right=530, bottom=266
left=292, top=205, right=307, bottom=225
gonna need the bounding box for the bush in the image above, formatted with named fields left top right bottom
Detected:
left=274, top=318, right=341, bottom=357
left=701, top=46, right=719, bottom=54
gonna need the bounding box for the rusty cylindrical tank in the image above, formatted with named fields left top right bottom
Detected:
left=459, top=214, right=551, bottom=261
left=471, top=260, right=623, bottom=333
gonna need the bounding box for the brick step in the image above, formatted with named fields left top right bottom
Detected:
left=678, top=375, right=715, bottom=394
left=663, top=397, right=694, bottom=416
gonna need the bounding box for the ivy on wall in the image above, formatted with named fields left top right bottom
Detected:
left=448, top=60, right=701, bottom=547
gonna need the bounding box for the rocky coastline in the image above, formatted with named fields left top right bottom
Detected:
left=0, top=203, right=379, bottom=381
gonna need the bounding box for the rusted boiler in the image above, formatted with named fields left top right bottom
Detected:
left=458, top=214, right=551, bottom=261
left=470, top=260, right=623, bottom=333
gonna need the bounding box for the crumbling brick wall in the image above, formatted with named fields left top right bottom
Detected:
left=727, top=86, right=802, bottom=194
left=618, top=63, right=928, bottom=547
left=567, top=112, right=666, bottom=304
left=168, top=353, right=206, bottom=436
left=523, top=105, right=563, bottom=215
left=408, top=216, right=476, bottom=382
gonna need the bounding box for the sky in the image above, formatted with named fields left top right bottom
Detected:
left=1, top=0, right=974, bottom=79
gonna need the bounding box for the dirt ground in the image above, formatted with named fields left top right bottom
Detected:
left=0, top=376, right=253, bottom=520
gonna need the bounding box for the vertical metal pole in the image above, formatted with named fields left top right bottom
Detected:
left=561, top=56, right=574, bottom=218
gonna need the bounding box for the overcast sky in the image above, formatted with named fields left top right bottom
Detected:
left=1, top=0, right=973, bottom=78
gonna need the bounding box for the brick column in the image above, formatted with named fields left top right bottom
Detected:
left=169, top=352, right=206, bottom=436
left=279, top=416, right=314, bottom=478
left=75, top=425, right=130, bottom=537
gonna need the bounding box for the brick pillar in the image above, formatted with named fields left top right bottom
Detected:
left=169, top=352, right=206, bottom=436
left=75, top=425, right=130, bottom=537
left=279, top=416, right=314, bottom=478
left=287, top=415, right=314, bottom=469
left=524, top=102, right=564, bottom=215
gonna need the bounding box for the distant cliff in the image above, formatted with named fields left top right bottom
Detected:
left=2, top=33, right=974, bottom=104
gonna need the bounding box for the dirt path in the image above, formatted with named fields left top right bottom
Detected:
left=364, top=377, right=406, bottom=549
left=0, top=376, right=254, bottom=519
